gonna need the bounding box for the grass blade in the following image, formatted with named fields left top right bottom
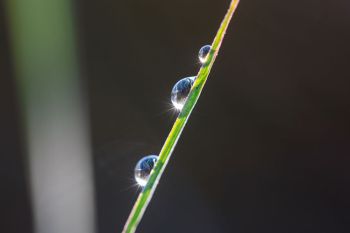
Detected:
left=122, top=1, right=240, bottom=232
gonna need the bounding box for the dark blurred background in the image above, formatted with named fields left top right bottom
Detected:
left=1, top=0, right=350, bottom=232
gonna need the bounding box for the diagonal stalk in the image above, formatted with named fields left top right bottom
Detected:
left=122, top=1, right=240, bottom=232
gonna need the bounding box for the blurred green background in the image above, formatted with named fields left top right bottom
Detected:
left=1, top=0, right=350, bottom=232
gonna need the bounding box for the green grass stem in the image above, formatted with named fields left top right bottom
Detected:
left=122, top=1, right=240, bottom=232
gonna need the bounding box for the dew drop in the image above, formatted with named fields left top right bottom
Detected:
left=171, top=76, right=196, bottom=110
left=134, top=155, right=158, bottom=187
left=198, top=45, right=211, bottom=64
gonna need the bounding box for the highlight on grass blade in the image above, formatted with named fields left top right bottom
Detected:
left=123, top=1, right=240, bottom=232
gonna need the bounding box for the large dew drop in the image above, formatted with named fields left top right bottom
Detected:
left=134, top=155, right=158, bottom=187
left=198, top=45, right=211, bottom=64
left=171, top=76, right=196, bottom=110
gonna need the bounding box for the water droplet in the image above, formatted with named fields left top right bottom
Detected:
left=171, top=76, right=196, bottom=110
left=198, top=45, right=211, bottom=64
left=134, top=155, right=158, bottom=187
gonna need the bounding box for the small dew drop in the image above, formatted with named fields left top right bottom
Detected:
left=171, top=76, right=196, bottom=110
left=134, top=155, right=158, bottom=187
left=198, top=45, right=211, bottom=64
